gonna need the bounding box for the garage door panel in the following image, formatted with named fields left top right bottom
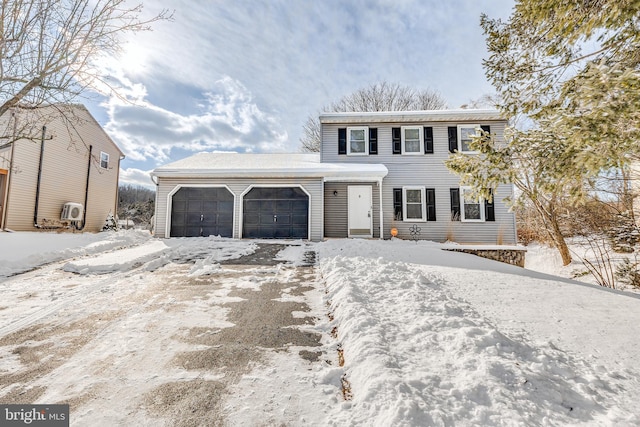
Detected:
left=242, top=187, right=308, bottom=239
left=171, top=187, right=234, bottom=237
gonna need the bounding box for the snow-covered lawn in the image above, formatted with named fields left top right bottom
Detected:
left=1, top=231, right=639, bottom=426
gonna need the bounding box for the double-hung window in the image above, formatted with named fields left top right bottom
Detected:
left=403, top=187, right=426, bottom=221
left=394, top=187, right=436, bottom=222
left=347, top=127, right=368, bottom=155
left=402, top=126, right=423, bottom=154
left=100, top=152, right=109, bottom=169
left=457, top=124, right=480, bottom=153
left=460, top=186, right=484, bottom=222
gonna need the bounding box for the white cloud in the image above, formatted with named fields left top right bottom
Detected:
left=103, top=76, right=288, bottom=164
left=119, top=167, right=155, bottom=190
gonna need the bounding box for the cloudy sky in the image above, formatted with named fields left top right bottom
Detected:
left=86, top=0, right=515, bottom=188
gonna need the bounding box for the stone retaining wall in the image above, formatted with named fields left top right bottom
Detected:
left=443, top=248, right=526, bottom=267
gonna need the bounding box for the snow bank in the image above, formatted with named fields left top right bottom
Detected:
left=317, top=239, right=640, bottom=426
left=0, top=230, right=152, bottom=279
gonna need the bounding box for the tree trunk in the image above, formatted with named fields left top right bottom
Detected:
left=549, top=215, right=572, bottom=266
left=530, top=196, right=573, bottom=266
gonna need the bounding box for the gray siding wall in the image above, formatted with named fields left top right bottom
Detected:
left=155, top=177, right=324, bottom=241
left=324, top=182, right=380, bottom=238
left=321, top=121, right=517, bottom=244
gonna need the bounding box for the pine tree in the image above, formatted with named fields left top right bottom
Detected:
left=447, top=1, right=640, bottom=265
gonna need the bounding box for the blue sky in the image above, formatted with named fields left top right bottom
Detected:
left=85, top=0, right=515, bottom=188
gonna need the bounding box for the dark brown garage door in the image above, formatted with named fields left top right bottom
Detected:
left=243, top=187, right=308, bottom=239
left=171, top=187, right=234, bottom=237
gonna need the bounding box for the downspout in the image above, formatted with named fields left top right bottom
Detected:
left=77, top=145, right=92, bottom=230
left=33, top=126, right=46, bottom=228
left=378, top=178, right=384, bottom=239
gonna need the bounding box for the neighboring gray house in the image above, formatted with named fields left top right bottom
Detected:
left=151, top=109, right=516, bottom=244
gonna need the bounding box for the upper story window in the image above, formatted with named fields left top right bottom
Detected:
left=402, top=126, right=423, bottom=154
left=100, top=151, right=109, bottom=169
left=348, top=127, right=368, bottom=155
left=457, top=125, right=480, bottom=153
left=338, top=127, right=377, bottom=155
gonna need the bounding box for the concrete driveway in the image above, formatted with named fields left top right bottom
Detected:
left=0, top=242, right=332, bottom=426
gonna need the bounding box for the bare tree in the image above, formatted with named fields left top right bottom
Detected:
left=301, top=82, right=447, bottom=152
left=0, top=0, right=172, bottom=117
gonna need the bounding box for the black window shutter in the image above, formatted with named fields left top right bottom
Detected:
left=392, top=127, right=401, bottom=154
left=485, top=188, right=495, bottom=222
left=393, top=188, right=403, bottom=221
left=426, top=188, right=436, bottom=221
left=338, top=128, right=347, bottom=155
left=480, top=125, right=491, bottom=134
left=448, top=127, right=458, bottom=153
left=369, top=128, right=378, bottom=155
left=424, top=127, right=434, bottom=154
left=450, top=188, right=460, bottom=221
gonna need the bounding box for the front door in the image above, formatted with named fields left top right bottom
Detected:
left=348, top=185, right=372, bottom=238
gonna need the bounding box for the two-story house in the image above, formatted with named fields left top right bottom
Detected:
left=151, top=109, right=516, bottom=244
left=0, top=104, right=124, bottom=232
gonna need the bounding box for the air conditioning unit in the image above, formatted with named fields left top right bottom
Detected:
left=61, top=202, right=84, bottom=221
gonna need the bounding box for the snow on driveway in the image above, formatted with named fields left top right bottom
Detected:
left=2, top=231, right=640, bottom=426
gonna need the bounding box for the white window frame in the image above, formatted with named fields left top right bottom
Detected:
left=100, top=151, right=109, bottom=169
left=402, top=186, right=426, bottom=222
left=401, top=126, right=423, bottom=155
left=347, top=126, right=369, bottom=156
left=457, top=124, right=481, bottom=154
left=460, top=186, right=485, bottom=222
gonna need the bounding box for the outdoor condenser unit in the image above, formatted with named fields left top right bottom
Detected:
left=61, top=202, right=84, bottom=221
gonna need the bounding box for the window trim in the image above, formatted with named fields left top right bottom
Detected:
left=100, top=151, right=109, bottom=169
left=347, top=126, right=369, bottom=156
left=402, top=186, right=426, bottom=222
left=460, top=186, right=485, bottom=222
left=457, top=124, right=481, bottom=154
left=401, top=126, right=424, bottom=155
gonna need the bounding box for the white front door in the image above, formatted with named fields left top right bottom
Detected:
left=348, top=185, right=372, bottom=238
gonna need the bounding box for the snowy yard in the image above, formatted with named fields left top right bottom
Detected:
left=1, top=231, right=640, bottom=426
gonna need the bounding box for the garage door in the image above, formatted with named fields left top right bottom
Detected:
left=243, top=187, right=308, bottom=239
left=170, top=187, right=234, bottom=237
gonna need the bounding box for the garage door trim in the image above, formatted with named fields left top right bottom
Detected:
left=239, top=184, right=311, bottom=239
left=165, top=184, right=235, bottom=238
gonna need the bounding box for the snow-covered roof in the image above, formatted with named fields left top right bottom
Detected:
left=151, top=152, right=388, bottom=181
left=319, top=109, right=503, bottom=124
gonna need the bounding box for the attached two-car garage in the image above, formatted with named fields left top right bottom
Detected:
left=169, top=186, right=309, bottom=239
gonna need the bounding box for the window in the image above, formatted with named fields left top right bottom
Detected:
left=100, top=152, right=109, bottom=169
left=402, top=126, right=423, bottom=154
left=403, top=187, right=425, bottom=221
left=395, top=188, right=436, bottom=222
left=460, top=186, right=484, bottom=222
left=347, top=127, right=368, bottom=155
left=457, top=125, right=480, bottom=153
